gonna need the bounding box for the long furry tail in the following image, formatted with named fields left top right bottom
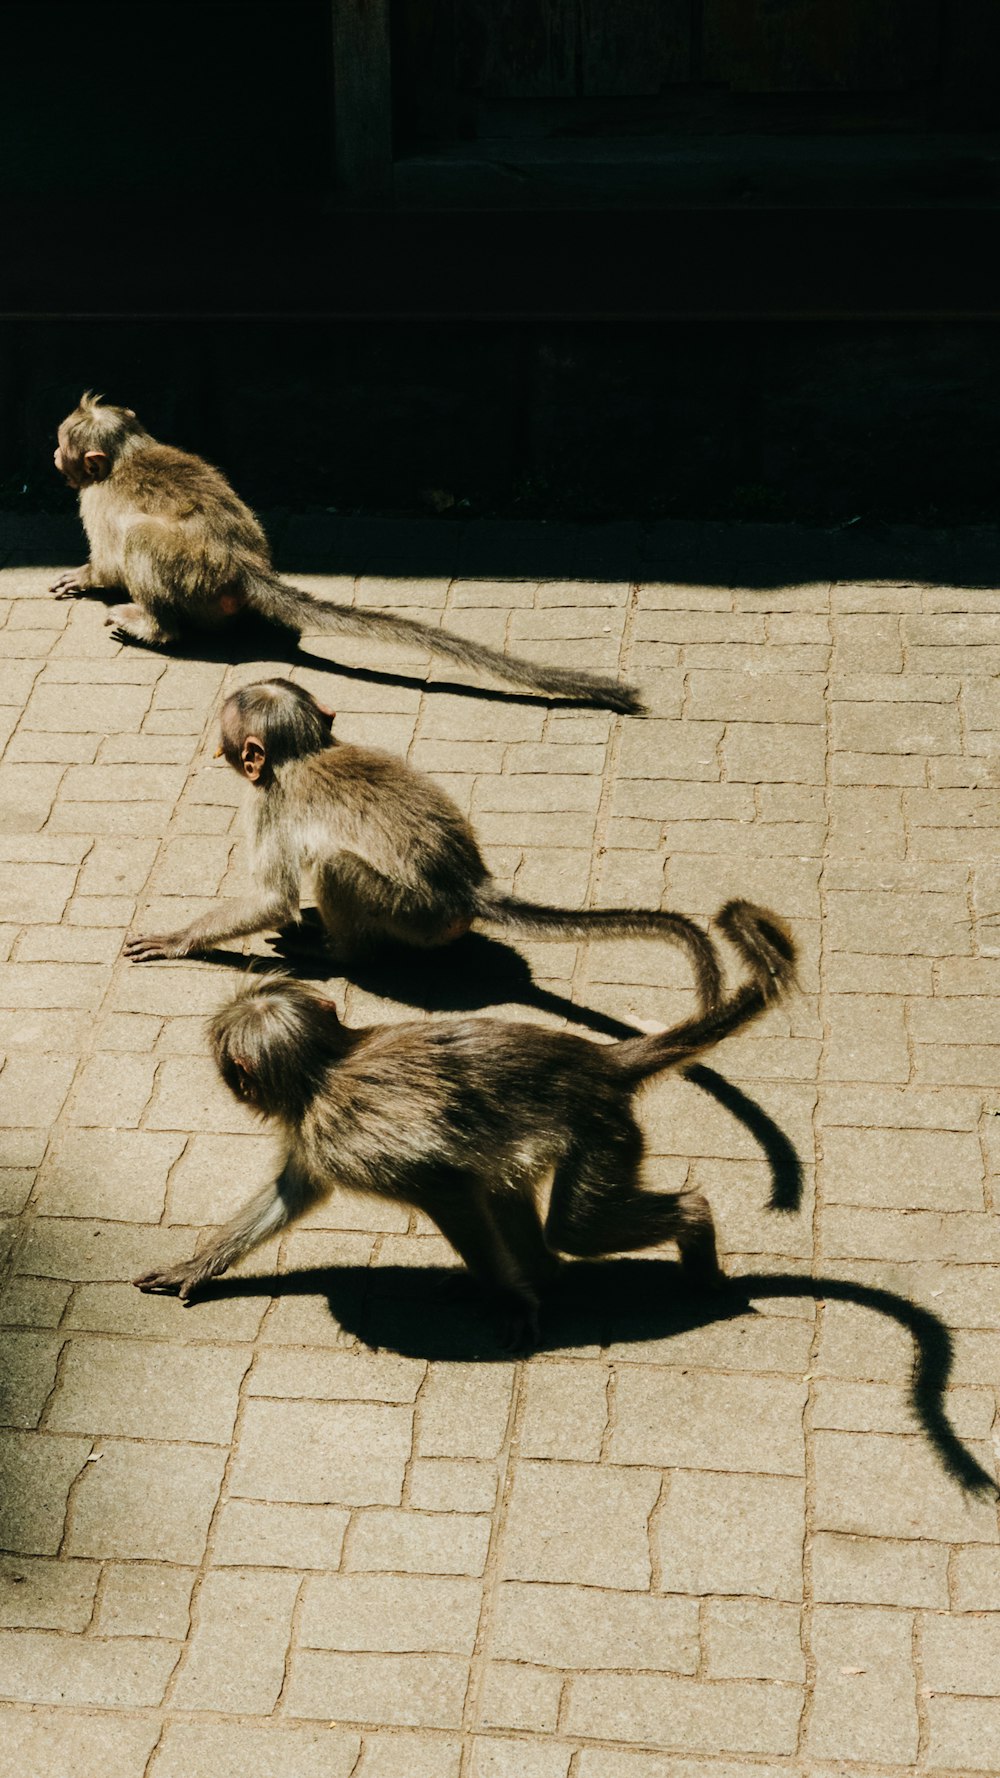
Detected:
left=252, top=576, right=644, bottom=714
left=481, top=890, right=723, bottom=1012
left=608, top=899, right=797, bottom=1086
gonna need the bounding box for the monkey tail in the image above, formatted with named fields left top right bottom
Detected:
left=479, top=890, right=724, bottom=1012
left=607, top=899, right=797, bottom=1087
left=249, top=576, right=644, bottom=714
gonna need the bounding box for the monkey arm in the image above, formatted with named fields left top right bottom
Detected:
left=125, top=891, right=300, bottom=961
left=133, top=1157, right=321, bottom=1299
left=125, top=844, right=302, bottom=961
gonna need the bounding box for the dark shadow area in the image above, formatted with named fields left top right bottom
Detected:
left=199, top=1259, right=996, bottom=1497
left=6, top=508, right=1000, bottom=592
left=194, top=921, right=803, bottom=1213
left=686, top=1064, right=803, bottom=1214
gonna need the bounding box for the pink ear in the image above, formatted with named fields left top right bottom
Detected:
left=316, top=701, right=336, bottom=722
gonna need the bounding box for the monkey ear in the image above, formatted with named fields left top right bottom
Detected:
left=315, top=700, right=336, bottom=724
left=82, top=450, right=110, bottom=482
left=240, top=735, right=267, bottom=783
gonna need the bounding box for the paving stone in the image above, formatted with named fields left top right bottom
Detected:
left=285, top=1650, right=469, bottom=1727
left=654, top=1471, right=806, bottom=1600
left=575, top=1758, right=791, bottom=1778
left=345, top=1507, right=491, bottom=1576
left=229, top=1399, right=412, bottom=1505
left=469, top=1741, right=572, bottom=1778
left=812, top=1430, right=997, bottom=1541
left=0, top=1710, right=159, bottom=1778
left=353, top=1734, right=463, bottom=1777
left=409, top=1459, right=498, bottom=1514
left=499, top=1461, right=660, bottom=1589
left=0, top=1627, right=178, bottom=1705
left=0, top=1053, right=77, bottom=1127
left=0, top=860, right=78, bottom=922
left=66, top=1440, right=226, bottom=1561
left=493, top=1580, right=698, bottom=1672
left=149, top=1723, right=363, bottom=1778
left=479, top=1662, right=563, bottom=1731
left=926, top=1697, right=1000, bottom=1774
left=0, top=1430, right=92, bottom=1554
left=564, top=1670, right=801, bottom=1753
left=520, top=1361, right=608, bottom=1460
left=301, top=1573, right=481, bottom=1653
left=95, top=1563, right=194, bottom=1638
left=807, top=1604, right=918, bottom=1763
left=417, top=1365, right=514, bottom=1458
left=39, top=1128, right=186, bottom=1220
left=812, top=1531, right=949, bottom=1607
left=0, top=1276, right=73, bottom=1326
left=921, top=1612, right=1000, bottom=1697
left=0, top=1554, right=98, bottom=1629
left=249, top=1347, right=424, bottom=1402
left=47, top=1335, right=250, bottom=1442
left=702, top=1596, right=805, bottom=1680
left=0, top=1330, right=62, bottom=1427
left=171, top=1567, right=300, bottom=1710
left=821, top=1125, right=985, bottom=1211
left=610, top=1369, right=806, bottom=1475
left=951, top=1546, right=1000, bottom=1610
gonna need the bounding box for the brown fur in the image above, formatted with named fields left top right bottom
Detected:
left=51, top=393, right=643, bottom=712
left=132, top=899, right=796, bottom=1347
left=124, top=678, right=724, bottom=1008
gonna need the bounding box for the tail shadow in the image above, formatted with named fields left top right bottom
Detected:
left=199, top=1258, right=996, bottom=1498
left=196, top=922, right=804, bottom=1211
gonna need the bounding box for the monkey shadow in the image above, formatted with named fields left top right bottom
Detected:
left=200, top=922, right=803, bottom=1213
left=199, top=1259, right=995, bottom=1496
left=102, top=604, right=600, bottom=710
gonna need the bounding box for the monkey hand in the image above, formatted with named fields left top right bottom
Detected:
left=51, top=566, right=93, bottom=598
left=133, top=1260, right=215, bottom=1301
left=124, top=930, right=193, bottom=962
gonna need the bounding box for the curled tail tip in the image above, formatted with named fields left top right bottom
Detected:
left=713, top=899, right=797, bottom=998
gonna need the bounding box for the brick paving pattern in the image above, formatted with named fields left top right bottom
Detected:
left=1, top=538, right=999, bottom=1774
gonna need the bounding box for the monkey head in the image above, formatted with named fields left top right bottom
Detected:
left=216, top=679, right=336, bottom=785
left=210, top=976, right=345, bottom=1119
left=54, top=391, right=145, bottom=489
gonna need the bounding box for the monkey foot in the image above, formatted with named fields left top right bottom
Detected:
left=132, top=1265, right=207, bottom=1301
left=109, top=626, right=169, bottom=651
left=495, top=1295, right=542, bottom=1354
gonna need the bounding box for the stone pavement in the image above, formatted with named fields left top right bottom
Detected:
left=1, top=532, right=999, bottom=1776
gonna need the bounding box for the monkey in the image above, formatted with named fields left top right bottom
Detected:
left=50, top=393, right=642, bottom=714
left=132, top=898, right=796, bottom=1346
left=123, top=677, right=724, bottom=1009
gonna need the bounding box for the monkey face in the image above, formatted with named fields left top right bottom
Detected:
left=53, top=421, right=110, bottom=489
left=53, top=425, right=85, bottom=489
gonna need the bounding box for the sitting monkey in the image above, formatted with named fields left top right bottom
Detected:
left=125, top=678, right=723, bottom=1005
left=51, top=392, right=641, bottom=713
left=133, top=900, right=796, bottom=1344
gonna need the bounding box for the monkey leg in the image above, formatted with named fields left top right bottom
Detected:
left=107, top=602, right=178, bottom=648
left=421, top=1173, right=555, bottom=1348
left=109, top=532, right=184, bottom=646
left=315, top=857, right=468, bottom=960
left=544, top=1146, right=723, bottom=1287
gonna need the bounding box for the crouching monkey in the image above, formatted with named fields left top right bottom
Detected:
left=124, top=677, right=723, bottom=1007
left=51, top=392, right=642, bottom=713
left=133, top=899, right=796, bottom=1346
